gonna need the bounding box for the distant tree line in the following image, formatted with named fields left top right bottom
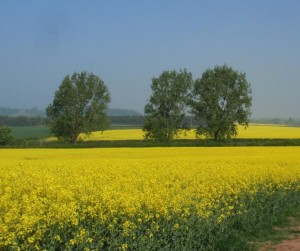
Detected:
left=109, top=115, right=202, bottom=128
left=2, top=114, right=299, bottom=128
left=0, top=115, right=47, bottom=126
left=250, top=117, right=300, bottom=126
left=0, top=114, right=205, bottom=128
left=0, top=114, right=145, bottom=127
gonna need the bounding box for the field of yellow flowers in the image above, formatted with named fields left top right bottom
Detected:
left=75, top=124, right=300, bottom=141
left=1, top=147, right=300, bottom=250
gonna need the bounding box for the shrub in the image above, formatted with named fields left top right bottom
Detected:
left=0, top=125, right=13, bottom=145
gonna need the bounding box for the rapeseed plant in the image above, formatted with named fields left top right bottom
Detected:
left=45, top=124, right=300, bottom=142
left=1, top=147, right=300, bottom=250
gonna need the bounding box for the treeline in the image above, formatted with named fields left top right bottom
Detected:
left=0, top=115, right=146, bottom=127
left=250, top=118, right=300, bottom=126
left=109, top=116, right=300, bottom=127
left=1, top=114, right=300, bottom=128
left=0, top=106, right=142, bottom=117
left=109, top=117, right=300, bottom=127
left=0, top=115, right=199, bottom=128
left=0, top=115, right=47, bottom=126
left=0, top=115, right=145, bottom=127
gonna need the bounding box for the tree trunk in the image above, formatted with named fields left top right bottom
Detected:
left=72, top=133, right=78, bottom=144
left=213, top=131, right=219, bottom=141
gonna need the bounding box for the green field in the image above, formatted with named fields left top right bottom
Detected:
left=9, top=124, right=142, bottom=139
left=10, top=126, right=51, bottom=139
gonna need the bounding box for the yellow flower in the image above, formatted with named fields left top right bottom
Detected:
left=27, top=237, right=35, bottom=244
left=217, top=214, right=226, bottom=223
left=0, top=146, right=300, bottom=249
left=121, top=243, right=128, bottom=250
left=69, top=239, right=76, bottom=246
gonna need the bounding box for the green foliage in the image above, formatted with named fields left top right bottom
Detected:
left=0, top=126, right=13, bottom=145
left=191, top=65, right=252, bottom=140
left=46, top=71, right=111, bottom=143
left=143, top=69, right=193, bottom=142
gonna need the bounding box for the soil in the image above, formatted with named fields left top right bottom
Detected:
left=257, top=217, right=300, bottom=251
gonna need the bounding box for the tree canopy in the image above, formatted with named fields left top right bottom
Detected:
left=143, top=69, right=193, bottom=142
left=191, top=65, right=252, bottom=140
left=46, top=71, right=111, bottom=143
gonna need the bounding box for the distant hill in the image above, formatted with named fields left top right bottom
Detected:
left=0, top=107, right=142, bottom=117
left=107, top=108, right=142, bottom=116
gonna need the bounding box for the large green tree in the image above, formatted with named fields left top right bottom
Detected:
left=191, top=65, right=252, bottom=140
left=46, top=71, right=111, bottom=143
left=143, top=69, right=193, bottom=142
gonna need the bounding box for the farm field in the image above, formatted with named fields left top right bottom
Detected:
left=10, top=124, right=300, bottom=141
left=10, top=126, right=50, bottom=139
left=1, top=147, right=300, bottom=250
left=78, top=124, right=300, bottom=141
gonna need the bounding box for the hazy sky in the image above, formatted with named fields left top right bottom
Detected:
left=0, top=1, right=299, bottom=118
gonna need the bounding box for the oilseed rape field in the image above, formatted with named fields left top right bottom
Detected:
left=1, top=147, right=300, bottom=250
left=76, top=124, right=300, bottom=141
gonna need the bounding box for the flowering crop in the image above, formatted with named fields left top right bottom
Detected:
left=45, top=124, right=300, bottom=142
left=82, top=124, right=300, bottom=141
left=1, top=147, right=300, bottom=250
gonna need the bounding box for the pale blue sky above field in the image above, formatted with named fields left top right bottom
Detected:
left=0, top=1, right=299, bottom=118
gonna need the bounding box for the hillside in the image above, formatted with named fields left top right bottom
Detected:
left=107, top=108, right=142, bottom=116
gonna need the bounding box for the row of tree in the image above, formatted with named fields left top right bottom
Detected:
left=144, top=65, right=252, bottom=141
left=46, top=65, right=252, bottom=143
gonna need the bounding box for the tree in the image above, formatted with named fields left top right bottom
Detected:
left=0, top=126, right=13, bottom=145
left=191, top=65, right=252, bottom=140
left=46, top=71, right=111, bottom=143
left=143, top=69, right=193, bottom=142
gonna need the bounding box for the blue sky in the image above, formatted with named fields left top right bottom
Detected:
left=0, top=0, right=299, bottom=118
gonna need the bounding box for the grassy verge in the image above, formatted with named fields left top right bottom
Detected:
left=246, top=206, right=300, bottom=250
